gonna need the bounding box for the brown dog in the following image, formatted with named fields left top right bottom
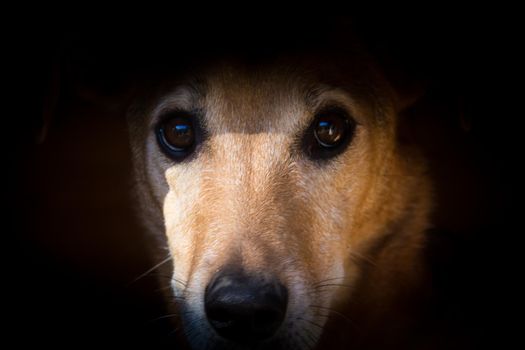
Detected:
left=127, top=50, right=433, bottom=349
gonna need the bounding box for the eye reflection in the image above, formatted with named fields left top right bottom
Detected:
left=156, top=114, right=197, bottom=160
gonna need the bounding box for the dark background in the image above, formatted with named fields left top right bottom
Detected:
left=8, top=8, right=517, bottom=349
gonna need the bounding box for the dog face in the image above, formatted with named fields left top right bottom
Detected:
left=128, top=56, right=431, bottom=349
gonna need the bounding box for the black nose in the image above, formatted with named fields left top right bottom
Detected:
left=204, top=271, right=288, bottom=344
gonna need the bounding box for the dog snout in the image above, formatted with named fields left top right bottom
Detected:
left=204, top=270, right=288, bottom=344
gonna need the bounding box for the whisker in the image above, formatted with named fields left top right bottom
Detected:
left=169, top=310, right=198, bottom=337
left=154, top=284, right=174, bottom=293
left=349, top=251, right=377, bottom=267
left=170, top=323, right=188, bottom=338
left=172, top=296, right=187, bottom=301
left=147, top=313, right=180, bottom=324
left=314, top=312, right=330, bottom=320
left=294, top=316, right=322, bottom=350
left=166, top=293, right=199, bottom=306
left=155, top=279, right=189, bottom=297
left=172, top=277, right=188, bottom=288
left=298, top=335, right=311, bottom=350
left=303, top=326, right=320, bottom=350
left=296, top=316, right=324, bottom=330
left=312, top=276, right=347, bottom=287
left=314, top=283, right=353, bottom=290
left=184, top=322, right=203, bottom=348
left=168, top=325, right=183, bottom=337
left=127, top=255, right=173, bottom=286
left=309, top=304, right=354, bottom=326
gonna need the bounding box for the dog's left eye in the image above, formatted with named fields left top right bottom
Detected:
left=313, top=113, right=349, bottom=148
left=302, top=107, right=356, bottom=160
left=156, top=114, right=197, bottom=160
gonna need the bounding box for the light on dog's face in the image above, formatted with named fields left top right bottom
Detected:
left=136, top=64, right=403, bottom=350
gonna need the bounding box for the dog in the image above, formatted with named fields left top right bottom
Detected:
left=127, top=49, right=433, bottom=349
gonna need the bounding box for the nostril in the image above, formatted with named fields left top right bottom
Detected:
left=204, top=272, right=288, bottom=344
left=206, top=303, right=238, bottom=328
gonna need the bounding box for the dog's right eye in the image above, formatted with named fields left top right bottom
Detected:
left=156, top=114, right=197, bottom=160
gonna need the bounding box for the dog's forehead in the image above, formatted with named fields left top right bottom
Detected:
left=202, top=67, right=313, bottom=134
left=153, top=63, right=379, bottom=134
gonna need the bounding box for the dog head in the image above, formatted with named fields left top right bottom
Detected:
left=127, top=54, right=431, bottom=349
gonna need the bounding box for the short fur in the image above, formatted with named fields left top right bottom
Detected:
left=127, top=53, right=433, bottom=349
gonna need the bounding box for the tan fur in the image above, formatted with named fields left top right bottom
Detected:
left=128, top=56, right=432, bottom=349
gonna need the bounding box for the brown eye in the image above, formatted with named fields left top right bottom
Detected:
left=156, top=114, right=198, bottom=160
left=303, top=108, right=355, bottom=160
left=314, top=113, right=348, bottom=148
